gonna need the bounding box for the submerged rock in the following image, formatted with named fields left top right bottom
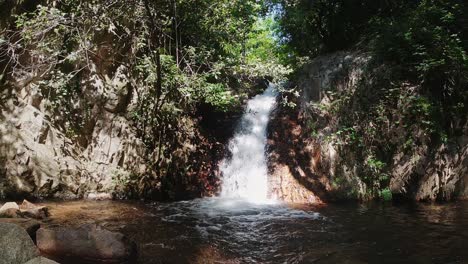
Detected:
left=37, top=224, right=137, bottom=263
left=0, top=222, right=39, bottom=264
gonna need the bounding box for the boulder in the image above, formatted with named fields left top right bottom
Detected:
left=0, top=202, right=23, bottom=218
left=37, top=224, right=137, bottom=263
left=0, top=208, right=23, bottom=218
left=0, top=202, right=20, bottom=211
left=24, top=257, right=60, bottom=264
left=0, top=222, right=39, bottom=264
left=19, top=200, right=50, bottom=219
left=0, top=218, right=41, bottom=239
left=20, top=200, right=38, bottom=210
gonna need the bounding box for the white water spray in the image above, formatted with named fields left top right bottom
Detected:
left=220, top=84, right=277, bottom=202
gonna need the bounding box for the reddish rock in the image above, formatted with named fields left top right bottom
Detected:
left=37, top=224, right=137, bottom=263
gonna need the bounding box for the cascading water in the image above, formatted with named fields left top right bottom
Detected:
left=220, top=84, right=278, bottom=202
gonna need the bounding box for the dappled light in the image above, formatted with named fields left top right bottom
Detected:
left=1, top=0, right=467, bottom=263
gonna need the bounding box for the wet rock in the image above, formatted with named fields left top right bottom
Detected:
left=24, top=257, right=60, bottom=264
left=0, top=222, right=39, bottom=264
left=0, top=218, right=41, bottom=239
left=20, top=200, right=50, bottom=219
left=37, top=224, right=137, bottom=263
left=0, top=208, right=23, bottom=218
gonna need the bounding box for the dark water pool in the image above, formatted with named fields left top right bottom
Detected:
left=39, top=198, right=468, bottom=264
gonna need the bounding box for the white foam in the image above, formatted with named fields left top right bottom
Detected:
left=220, top=85, right=277, bottom=203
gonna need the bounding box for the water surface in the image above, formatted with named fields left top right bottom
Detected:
left=40, top=199, right=468, bottom=264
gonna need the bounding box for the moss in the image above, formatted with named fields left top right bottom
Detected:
left=380, top=188, right=393, bottom=201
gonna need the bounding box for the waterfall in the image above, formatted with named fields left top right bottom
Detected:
left=220, top=84, right=277, bottom=202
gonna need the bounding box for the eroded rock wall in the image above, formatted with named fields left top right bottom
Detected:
left=0, top=67, right=149, bottom=199
left=267, top=51, right=468, bottom=203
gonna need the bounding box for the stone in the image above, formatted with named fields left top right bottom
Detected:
left=86, top=192, right=113, bottom=200
left=20, top=199, right=38, bottom=209
left=0, top=222, right=39, bottom=264
left=24, top=257, right=60, bottom=264
left=19, top=200, right=50, bottom=219
left=1, top=100, right=148, bottom=200
left=37, top=224, right=137, bottom=263
left=267, top=50, right=468, bottom=202
left=0, top=218, right=41, bottom=239
left=0, top=208, right=23, bottom=218
left=0, top=201, right=20, bottom=211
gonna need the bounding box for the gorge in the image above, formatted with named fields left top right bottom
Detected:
left=1, top=0, right=468, bottom=263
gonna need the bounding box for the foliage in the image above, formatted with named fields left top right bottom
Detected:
left=372, top=0, right=468, bottom=135
left=269, top=0, right=411, bottom=57
left=273, top=0, right=468, bottom=119
left=0, top=0, right=289, bottom=199
left=271, top=0, right=468, bottom=200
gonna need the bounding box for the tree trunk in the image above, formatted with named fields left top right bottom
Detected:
left=143, top=0, right=163, bottom=101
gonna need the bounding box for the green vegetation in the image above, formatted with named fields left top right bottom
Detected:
left=0, top=0, right=289, bottom=199
left=272, top=0, right=468, bottom=200
left=0, top=0, right=466, bottom=201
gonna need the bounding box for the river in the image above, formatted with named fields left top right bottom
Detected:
left=40, top=199, right=468, bottom=264
left=21, top=85, right=468, bottom=263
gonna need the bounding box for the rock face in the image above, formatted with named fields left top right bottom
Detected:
left=0, top=96, right=147, bottom=199
left=390, top=140, right=468, bottom=201
left=0, top=222, right=39, bottom=264
left=0, top=3, right=228, bottom=201
left=267, top=106, right=327, bottom=204
left=0, top=62, right=222, bottom=201
left=267, top=52, right=370, bottom=203
left=267, top=51, right=468, bottom=202
left=37, top=224, right=137, bottom=263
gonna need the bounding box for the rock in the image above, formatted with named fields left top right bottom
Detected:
left=37, top=224, right=137, bottom=263
left=24, top=257, right=60, bottom=264
left=0, top=202, right=20, bottom=211
left=20, top=199, right=38, bottom=210
left=0, top=218, right=40, bottom=239
left=19, top=200, right=50, bottom=219
left=1, top=87, right=148, bottom=200
left=0, top=222, right=39, bottom=264
left=0, top=208, right=23, bottom=218
left=86, top=192, right=113, bottom=200
left=0, top=203, right=19, bottom=219
left=21, top=208, right=49, bottom=219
